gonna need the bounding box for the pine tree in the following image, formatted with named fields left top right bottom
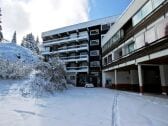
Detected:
left=11, top=31, right=17, bottom=44
left=21, top=33, right=39, bottom=54
left=0, top=8, right=3, bottom=42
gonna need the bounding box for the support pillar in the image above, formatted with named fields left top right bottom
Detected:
left=114, top=69, right=118, bottom=89
left=138, top=64, right=143, bottom=94
left=159, top=65, right=168, bottom=95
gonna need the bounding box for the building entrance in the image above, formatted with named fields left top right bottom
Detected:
left=143, top=66, right=162, bottom=94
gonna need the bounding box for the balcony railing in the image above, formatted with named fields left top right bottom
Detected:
left=103, top=17, right=168, bottom=68
left=43, top=34, right=89, bottom=46
left=42, top=44, right=88, bottom=55
left=66, top=66, right=88, bottom=73
left=60, top=55, right=88, bottom=62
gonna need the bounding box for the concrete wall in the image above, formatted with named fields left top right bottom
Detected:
left=102, top=70, right=130, bottom=87
left=117, top=71, right=130, bottom=84
left=130, top=70, right=139, bottom=85
left=102, top=71, right=114, bottom=87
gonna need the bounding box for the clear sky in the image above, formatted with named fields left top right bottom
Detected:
left=90, top=0, right=132, bottom=20
left=0, top=0, right=132, bottom=43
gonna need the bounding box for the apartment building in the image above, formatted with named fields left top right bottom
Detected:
left=102, top=0, right=168, bottom=94
left=42, top=17, right=116, bottom=87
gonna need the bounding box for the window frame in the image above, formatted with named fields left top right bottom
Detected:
left=90, top=39, right=99, bottom=46
left=90, top=50, right=100, bottom=56
left=90, top=61, right=100, bottom=67
left=90, top=29, right=99, bottom=35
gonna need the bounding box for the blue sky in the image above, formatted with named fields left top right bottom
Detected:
left=89, top=0, right=132, bottom=20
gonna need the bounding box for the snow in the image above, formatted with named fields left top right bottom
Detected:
left=0, top=41, right=39, bottom=64
left=0, top=81, right=168, bottom=126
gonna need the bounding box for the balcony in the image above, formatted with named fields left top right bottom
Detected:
left=66, top=66, right=89, bottom=73
left=60, top=55, right=88, bottom=62
left=43, top=34, right=89, bottom=46
left=103, top=17, right=168, bottom=69
left=42, top=44, right=88, bottom=55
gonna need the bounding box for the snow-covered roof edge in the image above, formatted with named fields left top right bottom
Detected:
left=101, top=0, right=148, bottom=46
left=42, top=16, right=117, bottom=37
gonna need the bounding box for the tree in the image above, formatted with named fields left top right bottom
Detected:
left=0, top=8, right=3, bottom=42
left=11, top=31, right=17, bottom=44
left=21, top=33, right=39, bottom=54
left=0, top=31, right=3, bottom=42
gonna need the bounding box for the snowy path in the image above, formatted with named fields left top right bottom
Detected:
left=0, top=81, right=168, bottom=126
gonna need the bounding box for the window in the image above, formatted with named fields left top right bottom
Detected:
left=90, top=61, right=100, bottom=67
left=104, top=57, right=107, bottom=66
left=141, top=1, right=153, bottom=18
left=108, top=54, right=112, bottom=64
left=90, top=29, right=99, bottom=35
left=132, top=0, right=153, bottom=26
left=44, top=47, right=50, bottom=52
left=101, top=24, right=110, bottom=31
left=90, top=50, right=99, bottom=56
left=80, top=52, right=88, bottom=55
left=70, top=76, right=75, bottom=80
left=133, top=11, right=142, bottom=26
left=112, top=31, right=120, bottom=42
left=127, top=42, right=135, bottom=53
left=90, top=40, right=99, bottom=46
left=153, top=0, right=165, bottom=9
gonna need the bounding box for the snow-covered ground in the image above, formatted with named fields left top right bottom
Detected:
left=0, top=42, right=39, bottom=64
left=0, top=80, right=168, bottom=126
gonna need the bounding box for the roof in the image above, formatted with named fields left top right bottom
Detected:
left=42, top=16, right=117, bottom=37
left=101, top=0, right=148, bottom=46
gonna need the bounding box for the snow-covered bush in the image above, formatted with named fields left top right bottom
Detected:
left=24, top=57, right=67, bottom=97
left=0, top=59, right=33, bottom=79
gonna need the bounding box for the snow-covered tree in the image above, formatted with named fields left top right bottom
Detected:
left=29, top=57, right=67, bottom=95
left=11, top=31, right=17, bottom=44
left=0, top=31, right=3, bottom=42
left=0, top=8, right=3, bottom=42
left=21, top=33, right=39, bottom=54
left=0, top=59, right=33, bottom=79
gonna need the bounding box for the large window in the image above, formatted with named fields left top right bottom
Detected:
left=90, top=61, right=100, bottom=67
left=90, top=40, right=99, bottom=46
left=90, top=50, right=99, bottom=56
left=127, top=42, right=135, bottom=53
left=112, top=31, right=121, bottom=42
left=141, top=1, right=153, bottom=19
left=133, top=1, right=153, bottom=26
left=133, top=11, right=142, bottom=26
left=133, top=0, right=166, bottom=26
left=153, top=0, right=165, bottom=9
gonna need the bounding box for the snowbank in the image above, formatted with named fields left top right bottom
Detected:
left=0, top=41, right=39, bottom=64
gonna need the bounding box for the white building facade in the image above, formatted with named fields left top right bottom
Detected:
left=42, top=17, right=116, bottom=86
left=102, top=0, right=168, bottom=94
